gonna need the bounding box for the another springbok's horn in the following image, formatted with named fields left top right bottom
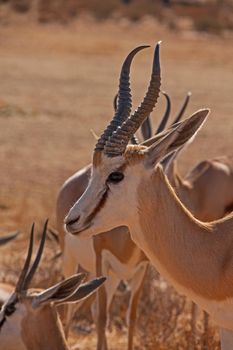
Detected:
left=156, top=91, right=171, bottom=134
left=141, top=116, right=152, bottom=141
left=104, top=42, right=161, bottom=157
left=94, top=45, right=150, bottom=152
left=172, top=91, right=191, bottom=125
left=22, top=220, right=48, bottom=290
left=15, top=223, right=35, bottom=293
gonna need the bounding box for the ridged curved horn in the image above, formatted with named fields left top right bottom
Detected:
left=15, top=223, right=35, bottom=293
left=22, top=220, right=48, bottom=290
left=113, top=94, right=139, bottom=145
left=156, top=91, right=171, bottom=134
left=172, top=91, right=191, bottom=125
left=104, top=42, right=161, bottom=157
left=94, top=45, right=150, bottom=152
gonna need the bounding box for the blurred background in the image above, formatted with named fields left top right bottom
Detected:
left=0, top=1, right=232, bottom=349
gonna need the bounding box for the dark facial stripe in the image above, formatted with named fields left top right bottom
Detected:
left=84, top=187, right=109, bottom=227
left=0, top=316, right=6, bottom=329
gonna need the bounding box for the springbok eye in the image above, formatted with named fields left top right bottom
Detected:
left=107, top=171, right=124, bottom=183
left=5, top=303, right=16, bottom=316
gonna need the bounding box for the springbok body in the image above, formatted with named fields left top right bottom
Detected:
left=0, top=221, right=105, bottom=350
left=65, top=43, right=233, bottom=349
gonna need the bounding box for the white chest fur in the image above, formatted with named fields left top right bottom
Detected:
left=102, top=248, right=143, bottom=281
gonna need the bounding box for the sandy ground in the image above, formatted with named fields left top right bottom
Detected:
left=0, top=16, right=232, bottom=349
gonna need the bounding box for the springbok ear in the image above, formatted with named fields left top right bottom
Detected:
left=32, top=273, right=86, bottom=308
left=0, top=231, right=19, bottom=246
left=55, top=277, right=106, bottom=305
left=144, top=109, right=209, bottom=169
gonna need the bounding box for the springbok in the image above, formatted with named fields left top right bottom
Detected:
left=57, top=46, right=175, bottom=350
left=65, top=43, right=233, bottom=350
left=0, top=220, right=105, bottom=350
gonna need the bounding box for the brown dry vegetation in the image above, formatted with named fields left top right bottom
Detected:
left=1, top=0, right=233, bottom=33
left=0, top=16, right=232, bottom=349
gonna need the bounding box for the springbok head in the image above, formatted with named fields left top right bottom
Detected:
left=0, top=221, right=105, bottom=350
left=65, top=43, right=209, bottom=239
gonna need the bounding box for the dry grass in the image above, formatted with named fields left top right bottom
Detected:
left=0, top=18, right=232, bottom=349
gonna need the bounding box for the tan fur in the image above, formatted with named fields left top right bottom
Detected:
left=168, top=156, right=233, bottom=221
left=137, top=166, right=233, bottom=301
left=21, top=300, right=69, bottom=350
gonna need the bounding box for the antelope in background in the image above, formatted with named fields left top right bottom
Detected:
left=65, top=42, right=233, bottom=350
left=0, top=220, right=105, bottom=350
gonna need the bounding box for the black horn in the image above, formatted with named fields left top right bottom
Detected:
left=104, top=42, right=161, bottom=157
left=94, top=45, right=150, bottom=152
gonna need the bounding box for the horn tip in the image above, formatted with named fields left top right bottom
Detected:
left=153, top=42, right=161, bottom=69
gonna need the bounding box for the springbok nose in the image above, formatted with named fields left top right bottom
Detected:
left=66, top=216, right=80, bottom=227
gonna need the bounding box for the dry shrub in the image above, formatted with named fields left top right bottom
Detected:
left=1, top=0, right=233, bottom=33
left=36, top=0, right=162, bottom=23
left=175, top=1, right=233, bottom=34
left=10, top=0, right=30, bottom=13
left=37, top=0, right=119, bottom=23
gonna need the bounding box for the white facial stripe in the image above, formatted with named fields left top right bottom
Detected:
left=66, top=154, right=126, bottom=234
left=84, top=187, right=109, bottom=225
